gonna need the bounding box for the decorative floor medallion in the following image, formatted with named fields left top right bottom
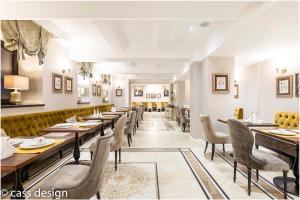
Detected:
left=100, top=163, right=159, bottom=200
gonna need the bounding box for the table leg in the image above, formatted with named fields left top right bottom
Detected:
left=111, top=119, right=115, bottom=129
left=74, top=132, right=80, bottom=164
left=11, top=169, right=24, bottom=199
left=273, top=151, right=299, bottom=196
left=101, top=126, right=104, bottom=136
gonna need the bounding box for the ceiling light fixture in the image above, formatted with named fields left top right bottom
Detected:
left=200, top=22, right=210, bottom=28
left=189, top=26, right=194, bottom=32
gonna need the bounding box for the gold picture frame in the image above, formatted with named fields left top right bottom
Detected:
left=276, top=75, right=293, bottom=97
left=64, top=76, right=73, bottom=94
left=97, top=85, right=101, bottom=96
left=116, top=89, right=122, bottom=97
left=234, top=83, right=239, bottom=99
left=52, top=73, right=63, bottom=93
left=92, top=84, right=97, bottom=96
left=212, top=73, right=230, bottom=94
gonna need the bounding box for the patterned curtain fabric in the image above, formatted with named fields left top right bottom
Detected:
left=1, top=20, right=51, bottom=65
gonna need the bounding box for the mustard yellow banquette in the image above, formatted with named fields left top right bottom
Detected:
left=1, top=104, right=113, bottom=138
left=275, top=112, right=299, bottom=129
left=131, top=102, right=168, bottom=110
left=234, top=107, right=243, bottom=119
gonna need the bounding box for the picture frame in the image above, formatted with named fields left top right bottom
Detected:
left=64, top=76, right=73, bottom=94
left=134, top=89, right=143, bottom=97
left=157, top=93, right=161, bottom=98
left=212, top=73, right=230, bottom=94
left=295, top=73, right=299, bottom=97
left=164, top=89, right=169, bottom=97
left=52, top=73, right=63, bottom=93
left=276, top=75, right=293, bottom=97
left=234, top=83, right=239, bottom=99
left=146, top=93, right=150, bottom=98
left=116, top=89, right=122, bottom=97
left=97, top=85, right=101, bottom=96
left=92, top=84, right=97, bottom=96
left=151, top=93, right=156, bottom=98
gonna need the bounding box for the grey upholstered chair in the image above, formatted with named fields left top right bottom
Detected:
left=90, top=115, right=126, bottom=171
left=37, top=133, right=113, bottom=199
left=200, top=115, right=231, bottom=160
left=227, top=119, right=289, bottom=198
left=180, top=108, right=190, bottom=132
left=175, top=106, right=181, bottom=126
left=135, top=106, right=142, bottom=129
left=125, top=111, right=136, bottom=147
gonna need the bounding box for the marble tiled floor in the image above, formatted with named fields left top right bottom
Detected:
left=14, top=112, right=297, bottom=199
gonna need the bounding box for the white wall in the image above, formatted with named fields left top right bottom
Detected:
left=109, top=76, right=129, bottom=108
left=235, top=53, right=299, bottom=122
left=2, top=39, right=106, bottom=116
left=130, top=84, right=170, bottom=103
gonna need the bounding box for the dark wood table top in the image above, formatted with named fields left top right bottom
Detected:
left=217, top=118, right=278, bottom=127
left=102, top=112, right=125, bottom=116
left=252, top=128, right=299, bottom=145
left=1, top=153, right=39, bottom=172
left=43, top=122, right=104, bottom=133
left=83, top=115, right=117, bottom=121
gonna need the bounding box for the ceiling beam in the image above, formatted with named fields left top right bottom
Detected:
left=1, top=1, right=255, bottom=20
left=34, top=20, right=72, bottom=40
left=92, top=21, right=129, bottom=49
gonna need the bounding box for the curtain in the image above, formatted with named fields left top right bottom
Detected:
left=1, top=20, right=51, bottom=65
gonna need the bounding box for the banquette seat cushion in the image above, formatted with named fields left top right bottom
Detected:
left=1, top=104, right=113, bottom=138
left=275, top=112, right=299, bottom=129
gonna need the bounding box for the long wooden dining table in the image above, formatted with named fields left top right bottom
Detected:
left=252, top=128, right=299, bottom=196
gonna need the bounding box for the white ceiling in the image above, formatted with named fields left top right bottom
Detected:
left=1, top=1, right=298, bottom=82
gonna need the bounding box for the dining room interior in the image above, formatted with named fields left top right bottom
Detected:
left=0, top=1, right=299, bottom=200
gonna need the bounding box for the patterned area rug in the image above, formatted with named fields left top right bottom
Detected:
left=100, top=162, right=159, bottom=200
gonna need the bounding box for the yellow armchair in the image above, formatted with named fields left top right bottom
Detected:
left=275, top=112, right=299, bottom=129
left=234, top=107, right=243, bottom=119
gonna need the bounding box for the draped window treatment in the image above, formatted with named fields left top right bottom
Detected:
left=1, top=20, right=51, bottom=65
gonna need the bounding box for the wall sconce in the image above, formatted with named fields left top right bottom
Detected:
left=275, top=67, right=287, bottom=76
left=62, top=68, right=71, bottom=75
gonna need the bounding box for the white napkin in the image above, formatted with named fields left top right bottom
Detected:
left=1, top=138, right=15, bottom=160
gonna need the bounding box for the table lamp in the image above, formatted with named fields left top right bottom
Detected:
left=4, top=75, right=29, bottom=104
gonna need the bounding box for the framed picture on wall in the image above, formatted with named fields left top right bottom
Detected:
left=234, top=83, right=239, bottom=99
left=146, top=93, right=150, bottom=98
left=157, top=93, right=161, bottom=98
left=97, top=85, right=101, bottom=96
left=134, top=89, right=143, bottom=96
left=52, top=73, right=63, bottom=93
left=295, top=73, right=299, bottom=97
left=151, top=93, right=156, bottom=98
left=64, top=76, right=73, bottom=94
left=116, top=89, right=122, bottom=97
left=212, top=73, right=230, bottom=94
left=164, top=89, right=169, bottom=97
left=92, top=84, right=97, bottom=96
left=276, top=75, right=293, bottom=97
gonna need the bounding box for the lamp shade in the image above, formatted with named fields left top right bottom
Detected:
left=4, top=75, right=29, bottom=90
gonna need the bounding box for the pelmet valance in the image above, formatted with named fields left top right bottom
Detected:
left=1, top=20, right=51, bottom=65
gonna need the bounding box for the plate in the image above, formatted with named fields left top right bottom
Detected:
left=19, top=139, right=54, bottom=149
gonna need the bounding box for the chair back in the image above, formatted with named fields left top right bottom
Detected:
left=147, top=103, right=152, bottom=109
left=227, top=119, right=261, bottom=167
left=200, top=116, right=215, bottom=142
left=180, top=108, right=189, bottom=122
left=111, top=115, right=127, bottom=150
left=126, top=111, right=136, bottom=134
left=136, top=106, right=142, bottom=121
left=65, top=133, right=113, bottom=199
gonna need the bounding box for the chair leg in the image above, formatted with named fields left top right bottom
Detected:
left=247, top=168, right=251, bottom=196
left=233, top=160, right=237, bottom=182
left=283, top=170, right=288, bottom=199
left=127, top=134, right=131, bottom=147
left=96, top=191, right=101, bottom=199
left=211, top=143, right=215, bottom=160
left=59, top=150, right=63, bottom=158
left=222, top=144, right=225, bottom=153
left=256, top=169, right=259, bottom=181
left=90, top=152, right=93, bottom=160
left=114, top=150, right=118, bottom=171
left=129, top=134, right=133, bottom=143
left=182, top=123, right=186, bottom=132
left=119, top=149, right=121, bottom=163
left=204, top=141, right=208, bottom=153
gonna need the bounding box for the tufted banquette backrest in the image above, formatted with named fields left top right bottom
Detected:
left=234, top=107, right=243, bottom=120
left=275, top=112, right=299, bottom=129
left=1, top=104, right=113, bottom=137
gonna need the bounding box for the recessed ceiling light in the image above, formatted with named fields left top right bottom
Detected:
left=189, top=26, right=194, bottom=32
left=200, top=22, right=210, bottom=28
